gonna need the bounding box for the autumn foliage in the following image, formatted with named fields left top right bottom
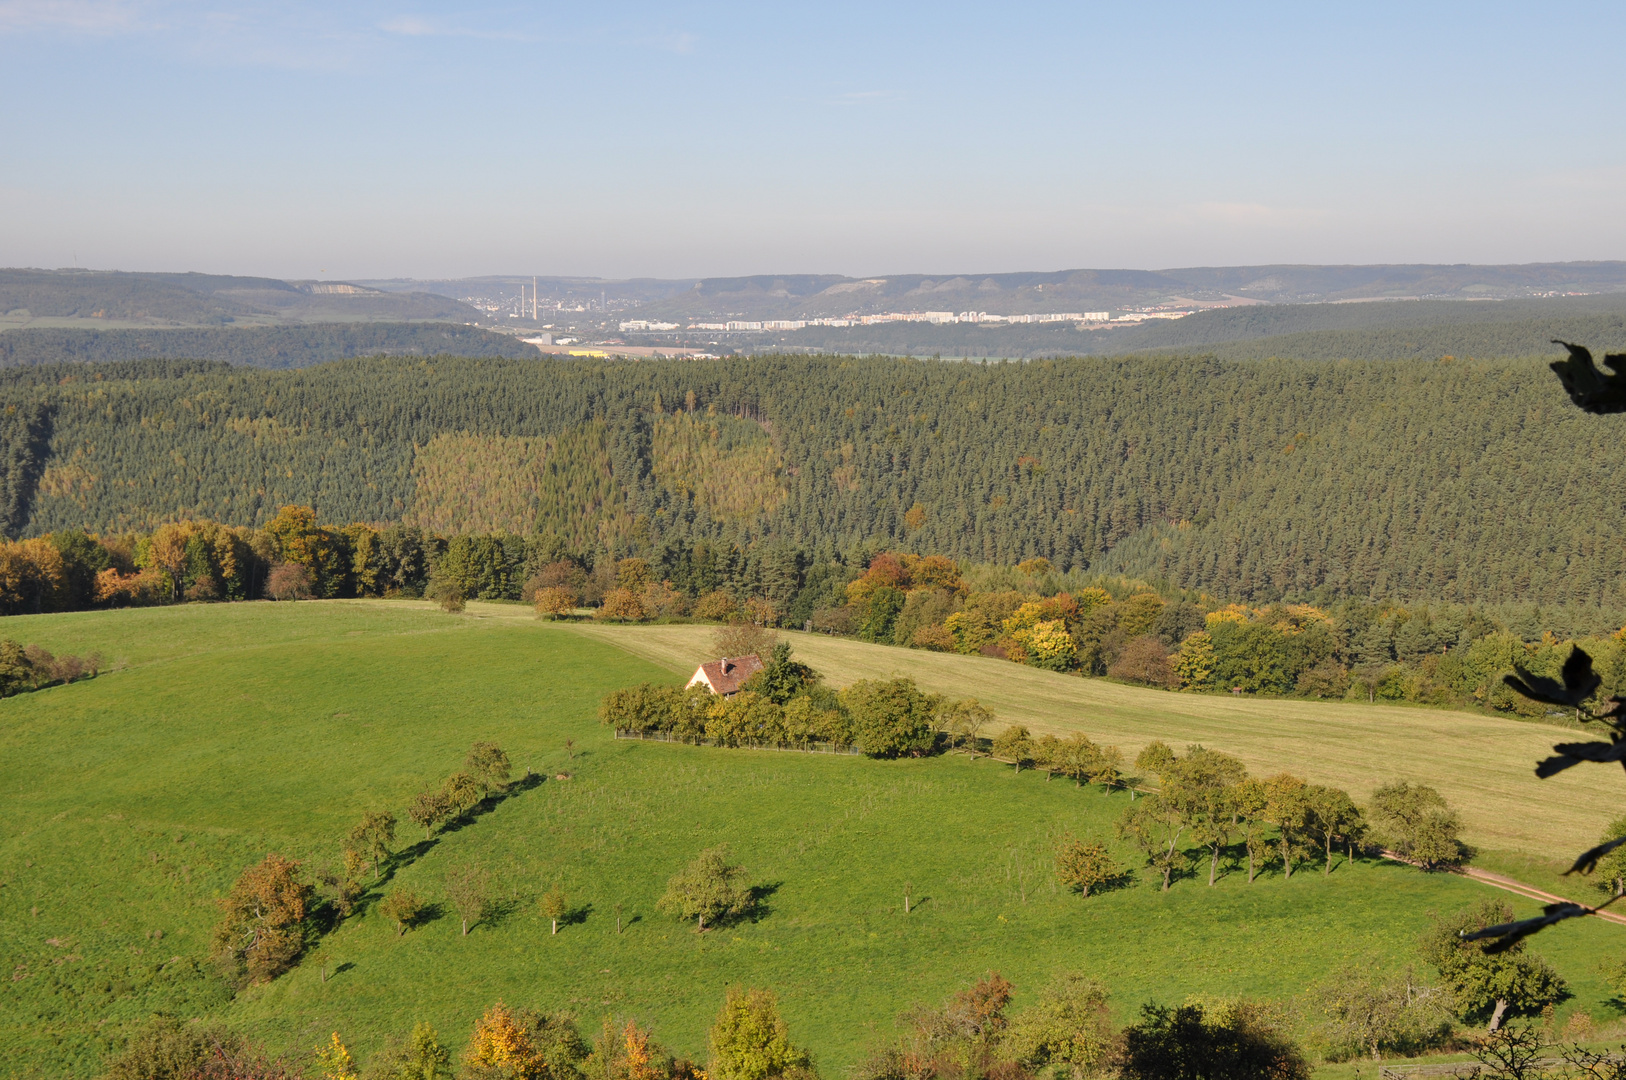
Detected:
left=211, top=853, right=314, bottom=985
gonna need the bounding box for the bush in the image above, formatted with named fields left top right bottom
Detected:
left=909, top=624, right=957, bottom=652
left=1003, top=974, right=1114, bottom=1078
left=533, top=586, right=578, bottom=619
left=1369, top=780, right=1467, bottom=868
left=1118, top=1001, right=1310, bottom=1080
left=713, top=619, right=778, bottom=660
left=599, top=683, right=685, bottom=733
left=708, top=987, right=812, bottom=1080
left=425, top=573, right=465, bottom=613
left=1295, top=661, right=1350, bottom=699
left=103, top=1015, right=240, bottom=1080
left=840, top=677, right=939, bottom=757
left=1055, top=836, right=1121, bottom=897
left=693, top=590, right=739, bottom=621
left=210, top=854, right=313, bottom=985
left=265, top=562, right=312, bottom=601
left=1109, top=636, right=1175, bottom=687
left=378, top=888, right=427, bottom=936
left=596, top=587, right=648, bottom=622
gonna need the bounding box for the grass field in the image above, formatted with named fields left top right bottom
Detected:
left=568, top=621, right=1619, bottom=861
left=2, top=601, right=1624, bottom=1079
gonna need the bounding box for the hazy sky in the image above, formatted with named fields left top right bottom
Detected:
left=2, top=1, right=1623, bottom=279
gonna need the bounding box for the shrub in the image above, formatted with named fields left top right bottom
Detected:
left=378, top=889, right=427, bottom=936
left=426, top=573, right=466, bottom=613
left=599, top=683, right=685, bottom=733
left=1109, top=636, right=1175, bottom=687
left=1003, top=974, right=1113, bottom=1078
left=266, top=562, right=312, bottom=601
left=363, top=1022, right=451, bottom=1080
left=533, top=586, right=578, bottom=619
left=840, top=677, right=939, bottom=757
left=641, top=581, right=688, bottom=618
left=909, top=623, right=957, bottom=652
left=102, top=1015, right=240, bottom=1080
left=1293, top=660, right=1349, bottom=699
left=708, top=987, right=811, bottom=1080
left=713, top=619, right=778, bottom=660
left=210, top=853, right=313, bottom=985
left=705, top=691, right=787, bottom=747
left=1305, top=964, right=1453, bottom=1062
left=595, top=587, right=648, bottom=622
left=658, top=846, right=755, bottom=932
left=1118, top=1001, right=1310, bottom=1080
left=1369, top=780, right=1466, bottom=868
left=693, top=590, right=739, bottom=621
left=1055, top=837, right=1121, bottom=897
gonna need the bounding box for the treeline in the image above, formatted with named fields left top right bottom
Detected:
left=98, top=973, right=1314, bottom=1080
left=5, top=351, right=1626, bottom=611
left=6, top=510, right=1619, bottom=719
left=0, top=323, right=537, bottom=370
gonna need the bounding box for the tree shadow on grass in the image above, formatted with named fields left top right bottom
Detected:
left=745, top=881, right=782, bottom=924
left=564, top=902, right=593, bottom=928
left=405, top=901, right=445, bottom=933
left=439, top=772, right=548, bottom=836
left=482, top=896, right=524, bottom=930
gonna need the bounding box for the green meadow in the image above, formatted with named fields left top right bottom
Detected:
left=2, top=601, right=1623, bottom=1078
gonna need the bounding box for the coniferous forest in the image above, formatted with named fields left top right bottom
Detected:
left=0, top=351, right=1621, bottom=614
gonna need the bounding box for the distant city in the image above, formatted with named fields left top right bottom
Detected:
left=621, top=308, right=1196, bottom=333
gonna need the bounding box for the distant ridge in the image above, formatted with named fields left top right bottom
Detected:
left=364, top=261, right=1626, bottom=318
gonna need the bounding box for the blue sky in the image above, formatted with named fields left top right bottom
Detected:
left=2, top=1, right=1623, bottom=279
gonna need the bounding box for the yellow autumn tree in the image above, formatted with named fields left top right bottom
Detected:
left=315, top=1032, right=358, bottom=1080
left=464, top=1002, right=544, bottom=1079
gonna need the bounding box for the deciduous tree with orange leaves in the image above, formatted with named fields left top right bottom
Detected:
left=210, top=853, right=314, bottom=985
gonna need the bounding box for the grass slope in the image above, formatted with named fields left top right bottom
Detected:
left=1, top=602, right=1622, bottom=1078
left=567, top=623, right=1618, bottom=861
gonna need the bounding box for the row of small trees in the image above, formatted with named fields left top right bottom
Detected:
left=210, top=741, right=520, bottom=985
left=104, top=968, right=1314, bottom=1080
left=0, top=637, right=100, bottom=697
left=1040, top=742, right=1469, bottom=894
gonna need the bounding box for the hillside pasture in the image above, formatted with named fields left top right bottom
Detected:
left=567, top=621, right=1619, bottom=860
left=0, top=601, right=1621, bottom=1078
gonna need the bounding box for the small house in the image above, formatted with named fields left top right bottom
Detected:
left=687, top=654, right=765, bottom=697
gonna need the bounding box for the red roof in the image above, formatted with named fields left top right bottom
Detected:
left=694, top=654, right=765, bottom=695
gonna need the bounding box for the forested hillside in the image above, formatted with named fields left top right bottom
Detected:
left=0, top=268, right=478, bottom=327
left=0, top=323, right=536, bottom=368
left=1, top=352, right=1620, bottom=610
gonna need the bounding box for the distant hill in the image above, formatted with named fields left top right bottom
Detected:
left=0, top=323, right=539, bottom=369
left=370, top=262, right=1626, bottom=320
left=715, top=295, right=1626, bottom=361
left=0, top=268, right=480, bottom=328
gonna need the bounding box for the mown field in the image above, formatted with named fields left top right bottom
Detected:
left=2, top=601, right=1623, bottom=1079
